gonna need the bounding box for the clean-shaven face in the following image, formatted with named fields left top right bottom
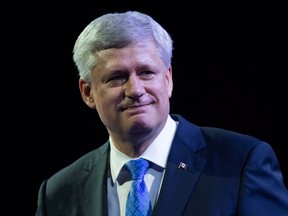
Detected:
left=89, top=41, right=173, bottom=139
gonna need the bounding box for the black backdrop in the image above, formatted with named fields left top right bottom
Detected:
left=2, top=1, right=287, bottom=215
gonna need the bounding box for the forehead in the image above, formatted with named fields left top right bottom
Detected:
left=94, top=42, right=164, bottom=70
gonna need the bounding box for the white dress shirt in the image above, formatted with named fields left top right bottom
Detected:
left=107, top=115, right=178, bottom=216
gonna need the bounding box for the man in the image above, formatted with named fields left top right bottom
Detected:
left=36, top=11, right=288, bottom=215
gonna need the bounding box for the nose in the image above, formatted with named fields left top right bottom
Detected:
left=124, top=74, right=144, bottom=100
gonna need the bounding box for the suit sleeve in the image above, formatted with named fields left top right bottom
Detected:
left=238, top=141, right=288, bottom=215
left=35, top=180, right=48, bottom=216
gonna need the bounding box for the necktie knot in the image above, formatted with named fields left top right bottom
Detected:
left=125, top=158, right=149, bottom=180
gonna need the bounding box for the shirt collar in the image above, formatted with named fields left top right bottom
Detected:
left=109, top=115, right=177, bottom=183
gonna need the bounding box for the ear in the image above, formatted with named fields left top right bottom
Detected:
left=79, top=78, right=96, bottom=109
left=166, top=65, right=173, bottom=98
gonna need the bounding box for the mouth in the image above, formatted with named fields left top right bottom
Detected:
left=123, top=104, right=147, bottom=111
left=121, top=102, right=153, bottom=112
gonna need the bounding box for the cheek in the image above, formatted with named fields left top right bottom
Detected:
left=94, top=97, right=112, bottom=124
left=94, top=89, right=121, bottom=113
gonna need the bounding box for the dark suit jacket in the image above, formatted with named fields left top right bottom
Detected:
left=36, top=114, right=288, bottom=215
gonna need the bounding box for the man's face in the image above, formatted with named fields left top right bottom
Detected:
left=80, top=41, right=173, bottom=139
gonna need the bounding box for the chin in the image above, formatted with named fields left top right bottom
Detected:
left=129, top=116, right=154, bottom=130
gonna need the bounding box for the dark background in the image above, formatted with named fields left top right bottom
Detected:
left=2, top=1, right=287, bottom=215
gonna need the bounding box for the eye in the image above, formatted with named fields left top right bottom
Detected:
left=139, top=71, right=155, bottom=79
left=106, top=75, right=127, bottom=87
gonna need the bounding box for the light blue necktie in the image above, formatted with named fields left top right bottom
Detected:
left=125, top=158, right=152, bottom=216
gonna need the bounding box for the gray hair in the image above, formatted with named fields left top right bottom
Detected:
left=72, top=11, right=173, bottom=82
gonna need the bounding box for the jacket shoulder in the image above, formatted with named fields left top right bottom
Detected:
left=46, top=142, right=109, bottom=191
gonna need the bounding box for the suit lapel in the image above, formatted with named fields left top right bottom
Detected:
left=153, top=115, right=207, bottom=215
left=78, top=143, right=110, bottom=216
